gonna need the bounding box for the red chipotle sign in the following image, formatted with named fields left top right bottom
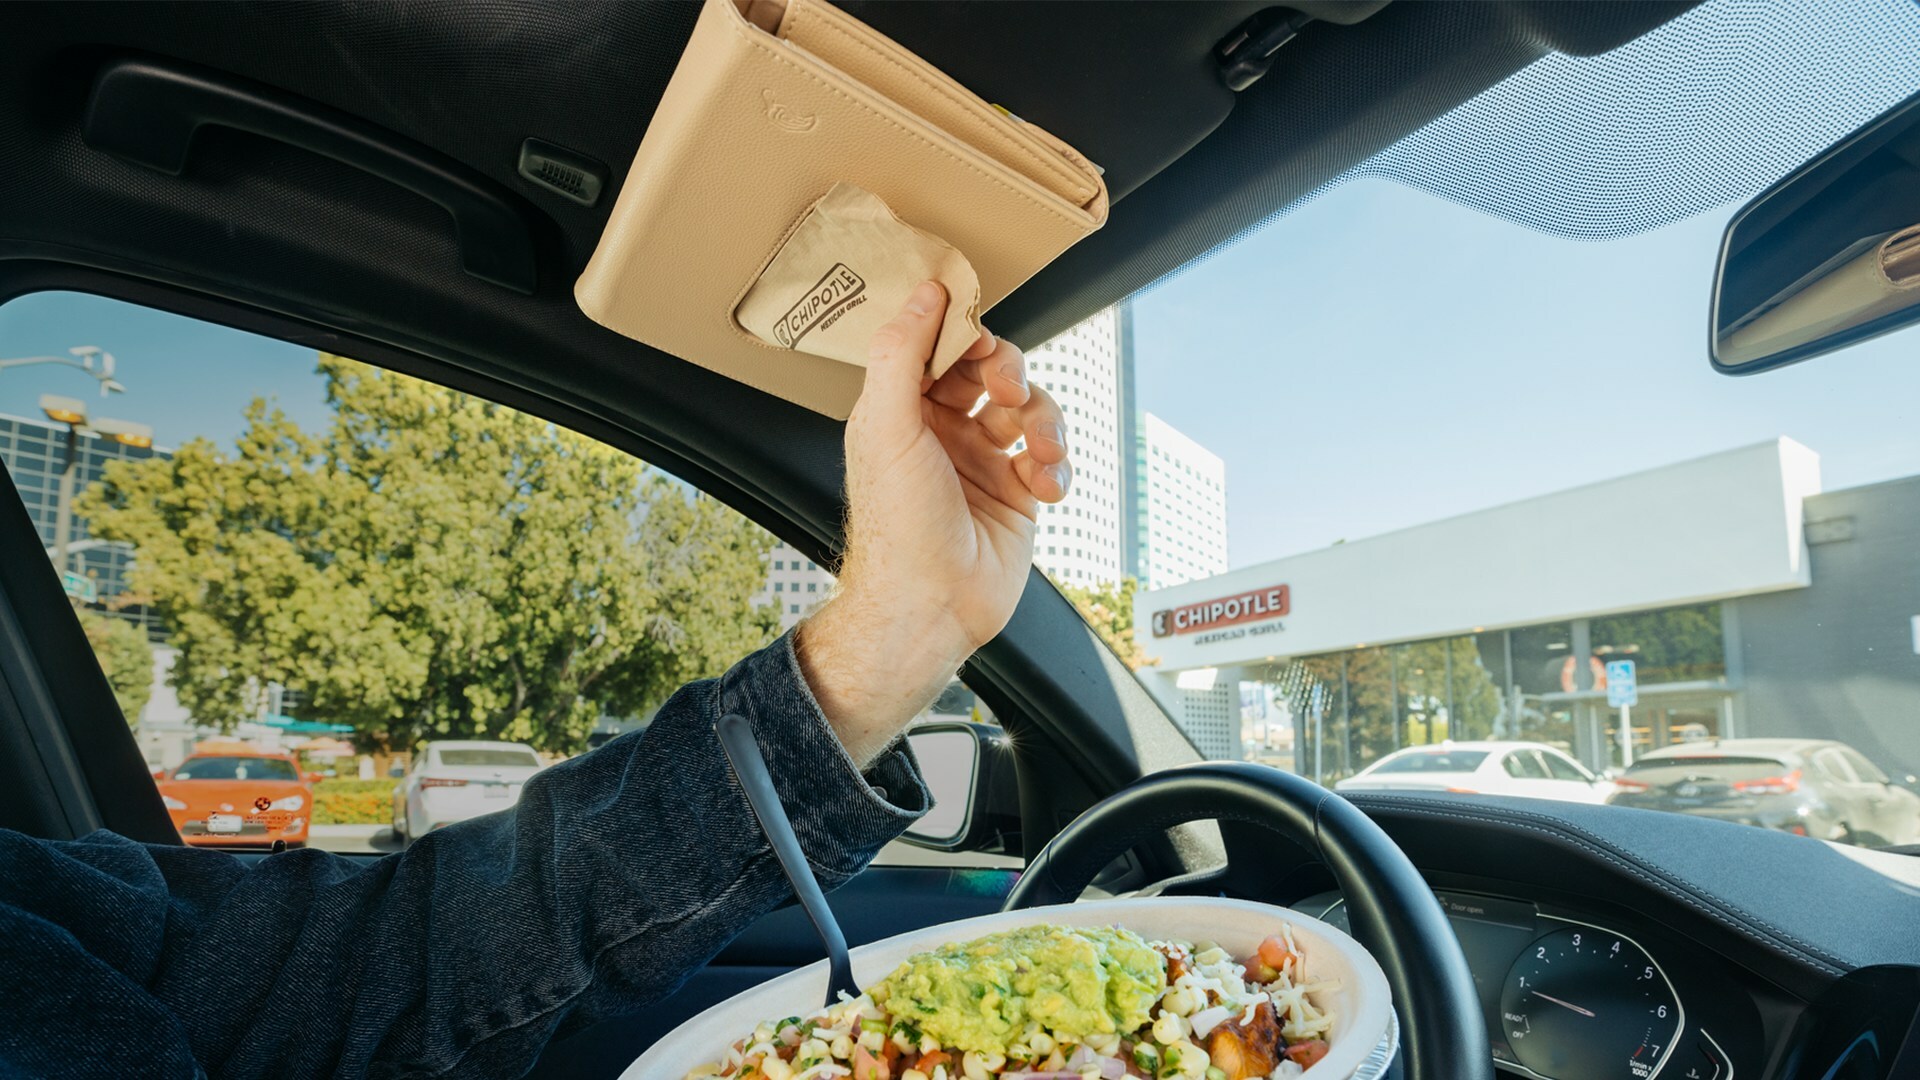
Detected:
left=1151, top=585, right=1290, bottom=638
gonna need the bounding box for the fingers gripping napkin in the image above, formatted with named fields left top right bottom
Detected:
left=734, top=184, right=983, bottom=377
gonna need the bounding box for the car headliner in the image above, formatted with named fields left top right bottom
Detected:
left=0, top=1, right=1695, bottom=846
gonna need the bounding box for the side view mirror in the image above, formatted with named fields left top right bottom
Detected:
left=1712, top=89, right=1920, bottom=373
left=303, top=771, right=324, bottom=784
left=898, top=721, right=1018, bottom=853
left=150, top=767, right=168, bottom=781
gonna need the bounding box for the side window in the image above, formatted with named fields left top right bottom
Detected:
left=1815, top=749, right=1860, bottom=784
left=2, top=291, right=1013, bottom=865
left=1541, top=751, right=1592, bottom=782
left=1842, top=748, right=1890, bottom=785
left=1503, top=751, right=1549, bottom=779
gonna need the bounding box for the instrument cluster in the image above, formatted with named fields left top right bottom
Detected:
left=1294, top=889, right=1747, bottom=1080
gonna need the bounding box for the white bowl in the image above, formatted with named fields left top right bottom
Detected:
left=622, top=896, right=1394, bottom=1080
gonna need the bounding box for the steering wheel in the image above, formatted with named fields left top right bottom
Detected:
left=1002, top=761, right=1491, bottom=1080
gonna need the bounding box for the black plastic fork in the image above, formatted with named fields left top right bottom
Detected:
left=715, top=712, right=860, bottom=1007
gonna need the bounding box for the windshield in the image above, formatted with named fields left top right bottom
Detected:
left=1035, top=0, right=1920, bottom=850
left=436, top=749, right=540, bottom=768
left=1369, top=750, right=1489, bottom=775
left=174, top=757, right=298, bottom=782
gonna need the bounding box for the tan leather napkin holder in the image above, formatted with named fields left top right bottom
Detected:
left=574, top=0, right=1109, bottom=419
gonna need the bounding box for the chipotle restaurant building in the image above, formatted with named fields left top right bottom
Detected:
left=1131, top=439, right=1920, bottom=784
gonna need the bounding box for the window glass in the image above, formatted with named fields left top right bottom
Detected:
left=1, top=291, right=1009, bottom=865
left=1055, top=0, right=1920, bottom=850
left=1589, top=604, right=1726, bottom=686
left=434, top=749, right=540, bottom=768
left=1814, top=749, right=1860, bottom=784
left=1622, top=756, right=1790, bottom=784
left=174, top=756, right=299, bottom=782
left=1842, top=748, right=1890, bottom=784
left=1502, top=752, right=1549, bottom=780
left=1540, top=752, right=1592, bottom=782
left=1370, top=749, right=1488, bottom=774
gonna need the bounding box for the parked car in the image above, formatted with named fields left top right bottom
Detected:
left=157, top=742, right=316, bottom=849
left=1334, top=741, right=1614, bottom=805
left=1608, top=738, right=1920, bottom=846
left=392, top=740, right=545, bottom=843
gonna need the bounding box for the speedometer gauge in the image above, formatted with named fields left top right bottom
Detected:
left=1499, top=923, right=1682, bottom=1080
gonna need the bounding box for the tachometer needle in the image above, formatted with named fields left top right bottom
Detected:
left=1530, top=991, right=1597, bottom=1018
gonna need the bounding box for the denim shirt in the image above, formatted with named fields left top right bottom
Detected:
left=0, top=632, right=931, bottom=1079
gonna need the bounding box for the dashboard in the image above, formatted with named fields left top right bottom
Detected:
left=1286, top=792, right=1920, bottom=1080
left=1297, top=888, right=1748, bottom=1080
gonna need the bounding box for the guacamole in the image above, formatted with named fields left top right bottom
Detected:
left=873, top=924, right=1168, bottom=1055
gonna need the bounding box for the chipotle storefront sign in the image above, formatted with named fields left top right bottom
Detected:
left=1151, top=586, right=1290, bottom=638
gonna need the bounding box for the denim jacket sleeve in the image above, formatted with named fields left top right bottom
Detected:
left=0, top=630, right=930, bottom=1080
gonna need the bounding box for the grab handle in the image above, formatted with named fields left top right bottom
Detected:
left=83, top=58, right=537, bottom=295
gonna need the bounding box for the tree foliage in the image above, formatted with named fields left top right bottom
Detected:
left=79, top=354, right=779, bottom=754
left=1059, top=576, right=1154, bottom=670
left=76, top=605, right=153, bottom=725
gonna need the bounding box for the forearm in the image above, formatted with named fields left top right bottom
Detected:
left=39, top=633, right=927, bottom=1080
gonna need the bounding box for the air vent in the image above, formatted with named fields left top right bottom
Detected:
left=517, top=138, right=608, bottom=208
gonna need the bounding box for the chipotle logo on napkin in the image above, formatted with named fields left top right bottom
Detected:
left=736, top=183, right=983, bottom=377
left=773, top=263, right=866, bottom=348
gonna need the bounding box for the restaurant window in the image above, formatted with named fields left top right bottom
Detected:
left=1589, top=602, right=1726, bottom=685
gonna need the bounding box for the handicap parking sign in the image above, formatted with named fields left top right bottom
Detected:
left=1605, top=659, right=1638, bottom=707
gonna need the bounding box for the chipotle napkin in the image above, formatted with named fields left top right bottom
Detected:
left=734, top=183, right=984, bottom=378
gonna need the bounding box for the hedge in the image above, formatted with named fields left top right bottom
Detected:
left=312, top=777, right=400, bottom=826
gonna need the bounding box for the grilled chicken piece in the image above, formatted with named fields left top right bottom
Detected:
left=1205, top=1001, right=1282, bottom=1080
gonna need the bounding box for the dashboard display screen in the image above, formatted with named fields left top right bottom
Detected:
left=1430, top=891, right=1538, bottom=1025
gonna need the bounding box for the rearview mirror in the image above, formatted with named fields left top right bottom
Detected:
left=1712, top=90, right=1920, bottom=373
left=898, top=721, right=1016, bottom=852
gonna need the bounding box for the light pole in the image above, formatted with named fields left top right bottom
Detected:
left=1, top=347, right=125, bottom=397
left=39, top=394, right=152, bottom=581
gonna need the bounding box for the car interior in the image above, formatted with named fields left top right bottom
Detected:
left=3, top=3, right=1919, bottom=1079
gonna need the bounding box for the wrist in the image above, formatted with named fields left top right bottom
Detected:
left=793, top=585, right=972, bottom=765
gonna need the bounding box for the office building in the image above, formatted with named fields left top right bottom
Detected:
left=0, top=411, right=166, bottom=631
left=1028, top=306, right=1126, bottom=586
left=759, top=541, right=835, bottom=629
left=1137, top=411, right=1228, bottom=590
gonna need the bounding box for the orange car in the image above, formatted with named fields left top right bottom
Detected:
left=156, top=743, right=316, bottom=848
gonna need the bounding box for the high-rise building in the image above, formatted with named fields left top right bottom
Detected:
left=1136, top=411, right=1229, bottom=590
left=758, top=541, right=835, bottom=629
left=0, top=411, right=167, bottom=631
left=1027, top=307, right=1126, bottom=586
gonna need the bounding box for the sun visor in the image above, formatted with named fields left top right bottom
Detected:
left=574, top=0, right=1108, bottom=419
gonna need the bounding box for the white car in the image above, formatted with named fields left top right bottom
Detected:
left=1334, top=741, right=1613, bottom=805
left=393, top=740, right=545, bottom=842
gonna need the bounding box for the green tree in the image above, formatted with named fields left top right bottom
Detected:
left=79, top=354, right=779, bottom=754
left=1059, top=576, right=1154, bottom=670
left=76, top=605, right=153, bottom=725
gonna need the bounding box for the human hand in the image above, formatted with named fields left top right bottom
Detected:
left=796, top=281, right=1072, bottom=762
